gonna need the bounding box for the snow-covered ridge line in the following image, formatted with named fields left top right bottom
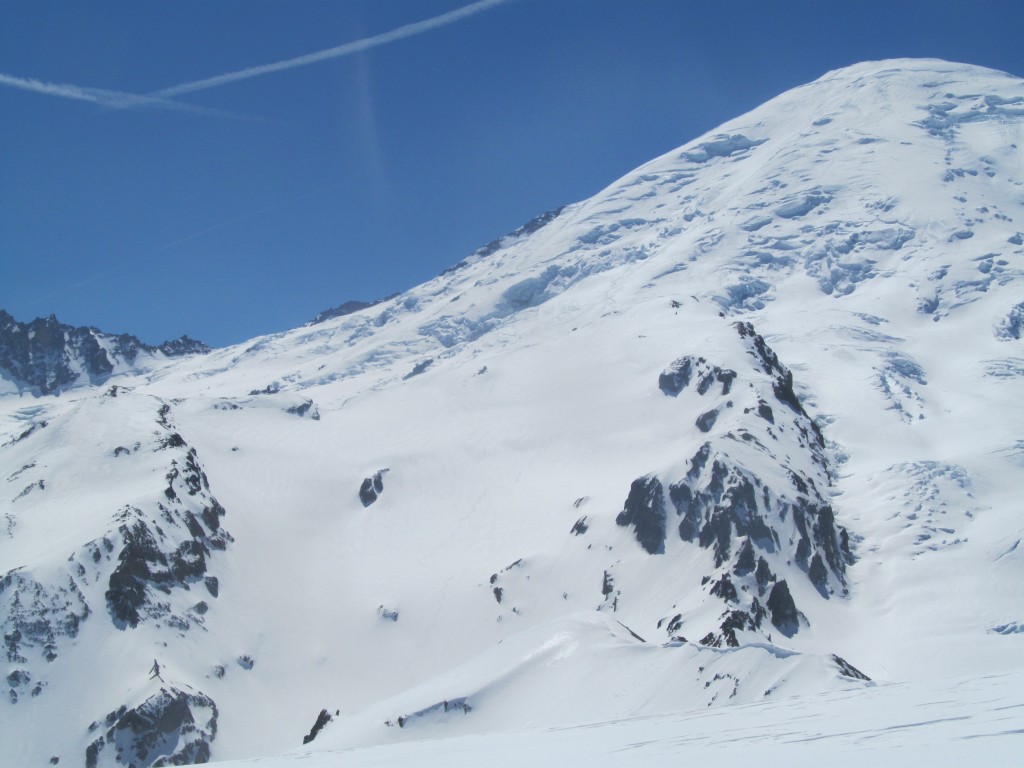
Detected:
left=0, top=309, right=209, bottom=396
left=2, top=59, right=1023, bottom=766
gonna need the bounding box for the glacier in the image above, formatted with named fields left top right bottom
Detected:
left=1, top=58, right=1023, bottom=766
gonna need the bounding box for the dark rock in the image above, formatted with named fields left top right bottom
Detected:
left=159, top=433, right=187, bottom=450
left=734, top=321, right=818, bottom=434
left=303, top=708, right=334, bottom=744
left=659, top=356, right=737, bottom=397
left=286, top=399, right=319, bottom=419
left=403, top=359, right=434, bottom=380
left=204, top=577, right=219, bottom=598
left=359, top=470, right=388, bottom=507
left=709, top=574, right=738, bottom=603
left=658, top=357, right=694, bottom=395
left=617, top=621, right=647, bottom=642
left=755, top=557, right=775, bottom=594
left=157, top=336, right=210, bottom=357
left=0, top=310, right=207, bottom=394
left=832, top=654, right=871, bottom=681
left=309, top=300, right=373, bottom=325
left=467, top=207, right=566, bottom=262
left=695, top=408, right=719, bottom=432
left=387, top=696, right=473, bottom=729
left=716, top=609, right=761, bottom=647
left=86, top=687, right=217, bottom=767
left=106, top=520, right=169, bottom=628
left=601, top=570, right=615, bottom=597
left=663, top=613, right=684, bottom=635
left=808, top=553, right=830, bottom=597
left=2, top=569, right=90, bottom=664
left=766, top=580, right=800, bottom=636
left=615, top=476, right=667, bottom=554
left=570, top=516, right=589, bottom=535
left=733, top=539, right=756, bottom=576
left=248, top=382, right=281, bottom=396
left=105, top=444, right=231, bottom=630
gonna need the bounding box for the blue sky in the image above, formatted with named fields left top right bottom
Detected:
left=3, top=0, right=1023, bottom=348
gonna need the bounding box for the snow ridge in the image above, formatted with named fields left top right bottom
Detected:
left=2, top=59, right=1023, bottom=766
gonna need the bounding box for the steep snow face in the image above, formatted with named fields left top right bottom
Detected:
left=2, top=60, right=1023, bottom=766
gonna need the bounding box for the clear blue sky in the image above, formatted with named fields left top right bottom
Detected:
left=3, top=0, right=1023, bottom=348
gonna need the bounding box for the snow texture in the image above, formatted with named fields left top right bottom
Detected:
left=2, top=59, right=1023, bottom=766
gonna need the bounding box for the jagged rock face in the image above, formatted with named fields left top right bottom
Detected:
left=1, top=392, right=230, bottom=763
left=85, top=687, right=218, bottom=768
left=615, top=476, right=667, bottom=554
left=619, top=322, right=852, bottom=647
left=0, top=310, right=209, bottom=394
left=1, top=570, right=90, bottom=669
left=103, top=408, right=231, bottom=630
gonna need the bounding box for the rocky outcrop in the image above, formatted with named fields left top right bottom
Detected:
left=85, top=687, right=218, bottom=767
left=619, top=322, right=852, bottom=646
left=359, top=470, right=388, bottom=507
left=1, top=569, right=90, bottom=668
left=615, top=476, right=667, bottom=555
left=0, top=310, right=208, bottom=394
left=105, top=406, right=231, bottom=630
left=659, top=356, right=737, bottom=397
left=302, top=709, right=334, bottom=744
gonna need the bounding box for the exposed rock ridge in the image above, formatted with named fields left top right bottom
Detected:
left=619, top=322, right=852, bottom=648
left=0, top=310, right=209, bottom=395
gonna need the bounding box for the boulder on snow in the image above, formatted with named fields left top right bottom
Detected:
left=359, top=470, right=388, bottom=507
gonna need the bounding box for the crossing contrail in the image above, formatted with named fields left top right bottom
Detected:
left=0, top=0, right=509, bottom=109
left=154, top=0, right=509, bottom=99
left=0, top=72, right=206, bottom=112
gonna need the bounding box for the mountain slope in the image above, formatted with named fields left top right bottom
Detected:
left=1, top=59, right=1023, bottom=766
left=0, top=309, right=209, bottom=395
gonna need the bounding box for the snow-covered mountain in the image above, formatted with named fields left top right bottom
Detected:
left=0, top=310, right=209, bottom=396
left=2, top=58, right=1023, bottom=766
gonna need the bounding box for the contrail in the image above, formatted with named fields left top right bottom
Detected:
left=153, top=0, right=509, bottom=99
left=0, top=0, right=507, bottom=110
left=0, top=72, right=242, bottom=116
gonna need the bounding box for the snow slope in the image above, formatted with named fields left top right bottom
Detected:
left=183, top=669, right=1024, bottom=768
left=1, top=59, right=1023, bottom=766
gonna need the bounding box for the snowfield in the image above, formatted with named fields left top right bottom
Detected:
left=207, top=669, right=1024, bottom=767
left=1, top=59, right=1023, bottom=766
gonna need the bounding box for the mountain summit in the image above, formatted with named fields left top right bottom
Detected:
left=2, top=59, right=1023, bottom=766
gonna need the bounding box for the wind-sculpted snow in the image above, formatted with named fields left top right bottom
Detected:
left=680, top=133, right=768, bottom=163
left=2, top=59, right=1024, bottom=766
left=996, top=300, right=1024, bottom=339
left=305, top=614, right=872, bottom=751
left=865, top=461, right=977, bottom=557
